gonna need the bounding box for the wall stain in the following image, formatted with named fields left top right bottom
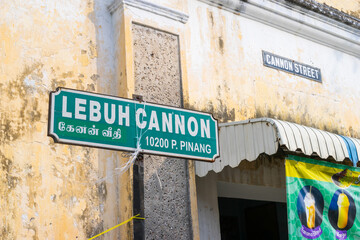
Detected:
left=25, top=163, right=42, bottom=210
left=97, top=182, right=107, bottom=202
left=90, top=74, right=100, bottom=82
left=187, top=100, right=235, bottom=123
left=0, top=151, right=19, bottom=239
left=218, top=36, right=224, bottom=54
left=72, top=78, right=85, bottom=90
left=254, top=108, right=360, bottom=138
left=29, top=98, right=41, bottom=122
left=7, top=63, right=43, bottom=100
left=0, top=116, right=20, bottom=143
left=86, top=83, right=95, bottom=91
left=187, top=84, right=236, bottom=123
left=1, top=63, right=43, bottom=144
left=61, top=71, right=74, bottom=78
left=23, top=220, right=38, bottom=240
left=1, top=224, right=14, bottom=239
left=20, top=98, right=28, bottom=120
left=0, top=151, right=20, bottom=190
left=208, top=11, right=214, bottom=27
left=85, top=218, right=103, bottom=238
left=88, top=40, right=98, bottom=59
left=51, top=78, right=66, bottom=90
left=80, top=203, right=104, bottom=238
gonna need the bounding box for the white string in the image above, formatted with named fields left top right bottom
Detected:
left=96, top=101, right=148, bottom=183
left=113, top=134, right=142, bottom=175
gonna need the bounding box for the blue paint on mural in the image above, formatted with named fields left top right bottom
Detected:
left=340, top=136, right=359, bottom=167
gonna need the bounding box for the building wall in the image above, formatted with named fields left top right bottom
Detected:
left=188, top=1, right=360, bottom=240
left=0, top=0, right=125, bottom=239
left=1, top=0, right=360, bottom=239
left=185, top=0, right=360, bottom=137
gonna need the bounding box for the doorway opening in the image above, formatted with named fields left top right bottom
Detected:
left=218, top=197, right=288, bottom=240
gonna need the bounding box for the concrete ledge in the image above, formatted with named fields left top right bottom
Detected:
left=199, top=0, right=360, bottom=58
left=108, top=0, right=189, bottom=23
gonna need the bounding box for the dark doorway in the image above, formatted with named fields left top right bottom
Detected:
left=218, top=197, right=288, bottom=240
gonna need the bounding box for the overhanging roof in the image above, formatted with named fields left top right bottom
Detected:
left=196, top=118, right=360, bottom=177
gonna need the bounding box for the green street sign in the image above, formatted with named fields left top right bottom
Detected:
left=48, top=88, right=219, bottom=162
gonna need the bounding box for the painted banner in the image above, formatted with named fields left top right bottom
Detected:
left=286, top=155, right=360, bottom=239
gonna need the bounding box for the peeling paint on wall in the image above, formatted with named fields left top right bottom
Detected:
left=2, top=0, right=360, bottom=239
left=0, top=0, right=117, bottom=239
left=186, top=0, right=360, bottom=139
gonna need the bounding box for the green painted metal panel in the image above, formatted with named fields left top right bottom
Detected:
left=48, top=88, right=219, bottom=162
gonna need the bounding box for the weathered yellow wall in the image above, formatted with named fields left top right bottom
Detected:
left=0, top=0, right=124, bottom=239
left=0, top=0, right=190, bottom=238
left=2, top=0, right=360, bottom=238
left=185, top=0, right=360, bottom=138
left=319, top=0, right=360, bottom=18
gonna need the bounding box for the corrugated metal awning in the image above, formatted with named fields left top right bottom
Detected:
left=196, top=118, right=360, bottom=177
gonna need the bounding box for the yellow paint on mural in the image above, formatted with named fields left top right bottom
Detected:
left=286, top=159, right=360, bottom=187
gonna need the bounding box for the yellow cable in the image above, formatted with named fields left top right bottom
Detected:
left=88, top=214, right=145, bottom=240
